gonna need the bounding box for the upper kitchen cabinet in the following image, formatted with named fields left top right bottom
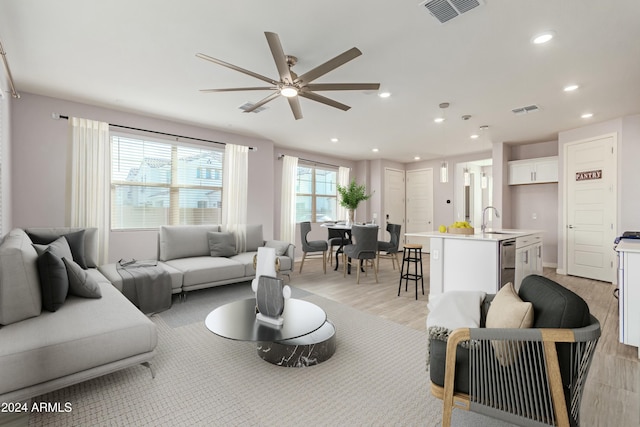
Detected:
left=508, top=156, right=558, bottom=185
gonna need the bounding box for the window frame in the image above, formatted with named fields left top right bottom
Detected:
left=110, top=132, right=224, bottom=231
left=296, top=162, right=338, bottom=223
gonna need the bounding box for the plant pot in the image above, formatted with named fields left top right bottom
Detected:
left=346, top=209, right=355, bottom=226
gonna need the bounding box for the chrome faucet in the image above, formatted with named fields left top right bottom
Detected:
left=481, top=206, right=500, bottom=232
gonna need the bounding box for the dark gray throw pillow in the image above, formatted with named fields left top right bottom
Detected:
left=208, top=231, right=237, bottom=257
left=62, top=257, right=102, bottom=298
left=29, top=230, right=88, bottom=269
left=36, top=250, right=69, bottom=312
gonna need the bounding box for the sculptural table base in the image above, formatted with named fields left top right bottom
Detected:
left=257, top=321, right=336, bottom=367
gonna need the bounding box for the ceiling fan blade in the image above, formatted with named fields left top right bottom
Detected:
left=196, top=53, right=277, bottom=85
left=199, top=87, right=276, bottom=93
left=296, top=47, right=362, bottom=85
left=305, top=83, right=380, bottom=91
left=243, top=92, right=281, bottom=113
left=264, top=32, right=293, bottom=83
left=298, top=91, right=351, bottom=111
left=287, top=96, right=303, bottom=120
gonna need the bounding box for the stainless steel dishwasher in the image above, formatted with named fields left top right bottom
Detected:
left=499, top=238, right=516, bottom=289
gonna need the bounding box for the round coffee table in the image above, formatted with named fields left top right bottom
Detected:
left=205, top=298, right=336, bottom=367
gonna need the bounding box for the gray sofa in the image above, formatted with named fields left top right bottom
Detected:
left=155, top=224, right=294, bottom=293
left=0, top=228, right=157, bottom=402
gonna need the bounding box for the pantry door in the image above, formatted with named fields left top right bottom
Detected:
left=565, top=134, right=617, bottom=282
left=383, top=168, right=405, bottom=241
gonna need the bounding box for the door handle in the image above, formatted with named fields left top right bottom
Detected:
left=568, top=225, right=574, bottom=229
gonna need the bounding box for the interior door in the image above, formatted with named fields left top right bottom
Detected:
left=405, top=168, right=434, bottom=251
left=566, top=135, right=617, bottom=282
left=383, top=168, right=405, bottom=240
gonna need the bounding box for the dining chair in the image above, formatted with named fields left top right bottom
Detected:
left=299, top=221, right=328, bottom=274
left=343, top=225, right=379, bottom=283
left=376, top=223, right=401, bottom=272
left=327, top=227, right=351, bottom=267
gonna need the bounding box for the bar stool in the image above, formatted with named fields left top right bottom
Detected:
left=398, top=243, right=424, bottom=300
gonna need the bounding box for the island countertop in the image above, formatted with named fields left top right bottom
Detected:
left=405, top=229, right=543, bottom=241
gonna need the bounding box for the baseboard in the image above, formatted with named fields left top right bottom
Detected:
left=542, top=262, right=558, bottom=269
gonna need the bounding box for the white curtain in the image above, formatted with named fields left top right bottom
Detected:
left=336, top=166, right=350, bottom=223
left=280, top=155, right=298, bottom=243
left=222, top=143, right=248, bottom=252
left=68, top=117, right=110, bottom=265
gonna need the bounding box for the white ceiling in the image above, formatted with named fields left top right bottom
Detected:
left=1, top=0, right=639, bottom=163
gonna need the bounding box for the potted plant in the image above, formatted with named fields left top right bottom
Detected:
left=337, top=179, right=372, bottom=225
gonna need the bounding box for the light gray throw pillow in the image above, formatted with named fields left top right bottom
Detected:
left=264, top=240, right=290, bottom=256
left=33, top=236, right=73, bottom=260
left=208, top=232, right=237, bottom=257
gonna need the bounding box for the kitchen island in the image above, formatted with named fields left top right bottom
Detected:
left=405, top=230, right=543, bottom=296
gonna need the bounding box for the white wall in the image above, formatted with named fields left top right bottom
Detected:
left=10, top=93, right=276, bottom=262
left=0, top=91, right=11, bottom=235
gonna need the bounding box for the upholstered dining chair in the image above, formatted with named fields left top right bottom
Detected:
left=428, top=275, right=601, bottom=427
left=376, top=223, right=401, bottom=272
left=327, top=227, right=351, bottom=267
left=343, top=225, right=379, bottom=284
left=299, top=221, right=328, bottom=274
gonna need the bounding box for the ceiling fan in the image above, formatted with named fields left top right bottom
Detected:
left=196, top=32, right=380, bottom=120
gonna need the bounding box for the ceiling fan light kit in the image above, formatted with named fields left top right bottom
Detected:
left=198, top=32, right=380, bottom=120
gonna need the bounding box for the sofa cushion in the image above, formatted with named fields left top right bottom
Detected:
left=99, top=262, right=183, bottom=293
left=63, top=258, right=102, bottom=299
left=36, top=250, right=69, bottom=312
left=29, top=229, right=87, bottom=269
left=158, top=225, right=221, bottom=261
left=164, top=256, right=245, bottom=287
left=229, top=252, right=257, bottom=277
left=26, top=227, right=99, bottom=268
left=0, top=282, right=157, bottom=396
left=245, top=224, right=263, bottom=252
left=207, top=231, right=237, bottom=257
left=0, top=229, right=42, bottom=325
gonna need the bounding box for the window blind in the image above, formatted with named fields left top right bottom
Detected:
left=111, top=134, right=224, bottom=230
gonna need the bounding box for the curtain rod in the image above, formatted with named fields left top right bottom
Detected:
left=53, top=114, right=256, bottom=150
left=278, top=154, right=348, bottom=170
left=0, top=39, right=20, bottom=99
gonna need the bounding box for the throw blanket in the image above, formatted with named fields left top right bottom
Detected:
left=116, top=259, right=172, bottom=315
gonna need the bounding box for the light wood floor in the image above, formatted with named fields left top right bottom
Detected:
left=293, top=255, right=640, bottom=427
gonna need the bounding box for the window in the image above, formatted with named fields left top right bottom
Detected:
left=295, top=164, right=337, bottom=222
left=111, top=134, right=223, bottom=230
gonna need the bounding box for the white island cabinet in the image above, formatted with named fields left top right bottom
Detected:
left=615, top=240, right=640, bottom=358
left=406, top=230, right=543, bottom=297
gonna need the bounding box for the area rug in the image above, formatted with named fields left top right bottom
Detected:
left=25, top=285, right=510, bottom=426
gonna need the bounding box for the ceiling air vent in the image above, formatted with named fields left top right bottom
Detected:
left=419, top=0, right=484, bottom=24
left=512, top=104, right=541, bottom=116
left=239, top=102, right=267, bottom=113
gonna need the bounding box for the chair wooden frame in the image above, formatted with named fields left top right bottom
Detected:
left=431, top=318, right=601, bottom=427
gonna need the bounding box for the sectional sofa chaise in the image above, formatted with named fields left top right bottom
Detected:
left=0, top=227, right=157, bottom=402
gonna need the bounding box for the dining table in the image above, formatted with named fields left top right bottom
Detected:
left=320, top=222, right=378, bottom=272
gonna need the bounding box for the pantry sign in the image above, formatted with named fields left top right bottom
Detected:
left=575, top=169, right=602, bottom=181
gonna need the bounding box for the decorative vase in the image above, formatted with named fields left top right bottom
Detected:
left=346, top=209, right=355, bottom=226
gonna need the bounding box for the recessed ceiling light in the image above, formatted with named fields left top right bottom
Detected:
left=564, top=84, right=579, bottom=92
left=434, top=117, right=445, bottom=123
left=372, top=148, right=379, bottom=152
left=330, top=137, right=339, bottom=143
left=378, top=92, right=391, bottom=98
left=470, top=134, right=479, bottom=139
left=532, top=31, right=555, bottom=44
left=581, top=113, right=593, bottom=119
left=414, top=156, right=421, bottom=161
